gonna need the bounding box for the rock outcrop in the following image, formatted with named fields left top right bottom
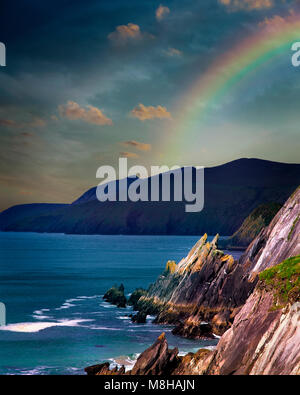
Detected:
left=90, top=186, right=299, bottom=375
left=85, top=333, right=181, bottom=375
left=87, top=186, right=299, bottom=375
left=131, top=311, right=147, bottom=324
left=103, top=284, right=127, bottom=308
left=151, top=187, right=300, bottom=375
left=128, top=288, right=147, bottom=310
left=85, top=362, right=126, bottom=376
left=135, top=233, right=255, bottom=338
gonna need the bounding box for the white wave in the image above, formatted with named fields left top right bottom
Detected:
left=32, top=315, right=52, bottom=320
left=178, top=351, right=188, bottom=357
left=109, top=353, right=140, bottom=372
left=77, top=295, right=100, bottom=299
left=65, top=298, right=80, bottom=303
left=18, top=367, right=49, bottom=375
left=55, top=302, right=76, bottom=310
left=117, top=316, right=130, bottom=320
left=33, top=309, right=50, bottom=315
left=0, top=319, right=92, bottom=333
left=88, top=325, right=122, bottom=331
left=100, top=302, right=116, bottom=308
left=147, top=315, right=156, bottom=321
left=203, top=345, right=217, bottom=351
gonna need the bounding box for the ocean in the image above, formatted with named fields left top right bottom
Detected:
left=0, top=232, right=242, bottom=375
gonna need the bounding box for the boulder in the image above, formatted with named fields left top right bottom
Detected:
left=131, top=311, right=147, bottom=324
left=103, top=284, right=127, bottom=308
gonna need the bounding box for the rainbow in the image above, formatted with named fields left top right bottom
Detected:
left=164, top=14, right=300, bottom=160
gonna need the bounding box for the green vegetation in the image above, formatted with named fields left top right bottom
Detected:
left=219, top=202, right=282, bottom=249
left=288, top=216, right=299, bottom=241
left=259, top=255, right=300, bottom=308
left=128, top=288, right=147, bottom=310
left=250, top=202, right=282, bottom=224
left=103, top=284, right=127, bottom=308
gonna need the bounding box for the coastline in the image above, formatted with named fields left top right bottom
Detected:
left=87, top=186, right=300, bottom=375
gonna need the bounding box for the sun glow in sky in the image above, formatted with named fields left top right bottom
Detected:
left=0, top=0, right=299, bottom=210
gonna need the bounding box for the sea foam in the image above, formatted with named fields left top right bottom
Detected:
left=0, top=319, right=91, bottom=333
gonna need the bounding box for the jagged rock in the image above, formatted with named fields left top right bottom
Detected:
left=188, top=187, right=300, bottom=375
left=135, top=233, right=251, bottom=337
left=130, top=333, right=180, bottom=375
left=85, top=362, right=126, bottom=375
left=87, top=186, right=300, bottom=376
left=121, top=186, right=300, bottom=375
left=128, top=288, right=147, bottom=310
left=172, top=320, right=215, bottom=339
left=131, top=311, right=147, bottom=324
left=86, top=333, right=183, bottom=376
left=211, top=310, right=231, bottom=335
left=165, top=260, right=177, bottom=273
left=103, top=284, right=127, bottom=308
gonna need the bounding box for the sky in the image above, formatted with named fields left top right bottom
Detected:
left=0, top=0, right=300, bottom=211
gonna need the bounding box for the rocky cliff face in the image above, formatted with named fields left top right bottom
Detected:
left=88, top=186, right=299, bottom=375
left=136, top=233, right=256, bottom=338
left=141, top=186, right=300, bottom=375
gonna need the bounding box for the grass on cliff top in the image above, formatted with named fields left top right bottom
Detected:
left=259, top=255, right=300, bottom=307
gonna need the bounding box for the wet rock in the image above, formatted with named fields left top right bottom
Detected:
left=85, top=362, right=126, bottom=375
left=172, top=319, right=215, bottom=339
left=103, top=284, right=127, bottom=308
left=128, top=288, right=147, bottom=310
left=131, top=311, right=147, bottom=324
left=130, top=333, right=180, bottom=375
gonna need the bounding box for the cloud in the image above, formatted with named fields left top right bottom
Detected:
left=119, top=151, right=139, bottom=158
left=219, top=0, right=274, bottom=11
left=131, top=104, right=172, bottom=121
left=20, top=132, right=34, bottom=138
left=122, top=140, right=151, bottom=151
left=0, top=119, right=17, bottom=127
left=164, top=47, right=182, bottom=57
left=108, top=23, right=153, bottom=45
left=258, top=10, right=294, bottom=30
left=58, top=101, right=113, bottom=126
left=0, top=117, right=46, bottom=128
left=156, top=5, right=170, bottom=21
left=30, top=118, right=46, bottom=128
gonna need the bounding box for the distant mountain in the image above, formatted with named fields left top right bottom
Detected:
left=1, top=158, right=300, bottom=235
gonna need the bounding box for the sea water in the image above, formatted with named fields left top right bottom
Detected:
left=0, top=232, right=242, bottom=375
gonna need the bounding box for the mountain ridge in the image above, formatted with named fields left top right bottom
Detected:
left=1, top=158, right=300, bottom=236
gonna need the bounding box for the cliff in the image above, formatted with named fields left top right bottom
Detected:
left=135, top=233, right=255, bottom=337
left=1, top=158, right=300, bottom=236
left=88, top=186, right=300, bottom=375
left=218, top=202, right=281, bottom=250
left=149, top=186, right=300, bottom=374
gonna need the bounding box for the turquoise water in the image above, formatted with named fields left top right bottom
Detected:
left=0, top=232, right=241, bottom=375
